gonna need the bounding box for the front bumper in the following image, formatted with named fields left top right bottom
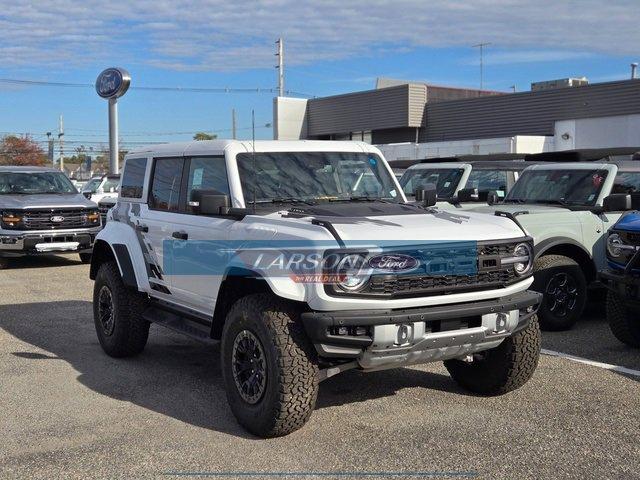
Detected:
left=301, top=289, right=542, bottom=371
left=599, top=268, right=640, bottom=304
left=0, top=227, right=100, bottom=256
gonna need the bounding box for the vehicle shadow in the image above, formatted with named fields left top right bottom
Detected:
left=1, top=254, right=83, bottom=270
left=0, top=300, right=465, bottom=436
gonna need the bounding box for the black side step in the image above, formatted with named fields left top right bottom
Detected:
left=143, top=305, right=218, bottom=345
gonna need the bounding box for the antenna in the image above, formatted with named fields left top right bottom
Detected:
left=252, top=109, right=257, bottom=213
left=472, top=42, right=491, bottom=90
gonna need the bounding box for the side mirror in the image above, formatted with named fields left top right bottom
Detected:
left=421, top=188, right=437, bottom=207
left=190, top=189, right=230, bottom=215
left=457, top=188, right=479, bottom=203
left=487, top=191, right=500, bottom=206
left=83, top=192, right=92, bottom=200
left=603, top=193, right=632, bottom=212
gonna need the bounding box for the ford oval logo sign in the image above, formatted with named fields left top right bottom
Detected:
left=95, top=67, right=131, bottom=99
left=50, top=215, right=65, bottom=223
left=368, top=254, right=419, bottom=272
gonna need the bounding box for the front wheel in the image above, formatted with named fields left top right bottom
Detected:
left=221, top=294, right=319, bottom=438
left=93, top=261, right=150, bottom=357
left=532, top=255, right=587, bottom=331
left=444, top=314, right=541, bottom=395
left=607, top=290, right=640, bottom=348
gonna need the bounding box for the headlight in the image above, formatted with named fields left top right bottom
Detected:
left=512, top=242, right=533, bottom=276
left=1, top=212, right=23, bottom=228
left=335, top=253, right=370, bottom=292
left=607, top=233, right=624, bottom=258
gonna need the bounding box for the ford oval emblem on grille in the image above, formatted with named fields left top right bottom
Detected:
left=368, top=254, right=419, bottom=272
left=50, top=215, right=65, bottom=223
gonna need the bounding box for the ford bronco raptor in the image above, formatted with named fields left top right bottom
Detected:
left=90, top=140, right=541, bottom=437
left=0, top=166, right=101, bottom=268
left=599, top=210, right=640, bottom=347
left=467, top=160, right=640, bottom=331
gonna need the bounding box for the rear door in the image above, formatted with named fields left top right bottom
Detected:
left=141, top=156, right=186, bottom=298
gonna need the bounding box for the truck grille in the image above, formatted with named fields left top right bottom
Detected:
left=327, top=239, right=529, bottom=299
left=7, top=209, right=97, bottom=230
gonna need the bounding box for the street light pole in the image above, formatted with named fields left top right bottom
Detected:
left=108, top=98, right=118, bottom=174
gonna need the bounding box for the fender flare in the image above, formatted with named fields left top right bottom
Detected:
left=90, top=240, right=138, bottom=289
left=534, top=236, right=593, bottom=260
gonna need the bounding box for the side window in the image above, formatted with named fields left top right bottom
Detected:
left=149, top=157, right=185, bottom=212
left=612, top=172, right=640, bottom=194
left=120, top=158, right=147, bottom=198
left=185, top=156, right=230, bottom=214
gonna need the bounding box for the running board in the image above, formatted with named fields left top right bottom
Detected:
left=142, top=305, right=217, bottom=345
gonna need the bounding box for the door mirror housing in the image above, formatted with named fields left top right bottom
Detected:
left=487, top=191, right=500, bottom=206
left=190, top=190, right=230, bottom=215
left=603, top=193, right=632, bottom=212
left=457, top=187, right=479, bottom=203
left=420, top=188, right=437, bottom=207
left=83, top=192, right=92, bottom=200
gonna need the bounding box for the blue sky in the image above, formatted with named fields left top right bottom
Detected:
left=0, top=0, right=638, bottom=153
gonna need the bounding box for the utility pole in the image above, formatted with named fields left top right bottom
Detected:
left=472, top=42, right=491, bottom=91
left=275, top=38, right=284, bottom=97
left=232, top=108, right=237, bottom=139
left=58, top=115, right=64, bottom=172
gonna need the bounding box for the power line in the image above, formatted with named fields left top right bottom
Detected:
left=0, top=77, right=315, bottom=98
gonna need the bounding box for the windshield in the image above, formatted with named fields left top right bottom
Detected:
left=236, top=152, right=400, bottom=203
left=505, top=169, right=608, bottom=206
left=466, top=169, right=509, bottom=198
left=0, top=171, right=77, bottom=195
left=83, top=178, right=101, bottom=193
left=399, top=168, right=464, bottom=198
left=102, top=177, right=120, bottom=193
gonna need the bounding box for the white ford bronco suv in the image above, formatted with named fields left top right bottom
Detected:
left=89, top=140, right=542, bottom=437
left=469, top=160, right=640, bottom=331
left=0, top=165, right=101, bottom=268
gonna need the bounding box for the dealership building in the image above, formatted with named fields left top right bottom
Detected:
left=273, top=77, right=640, bottom=161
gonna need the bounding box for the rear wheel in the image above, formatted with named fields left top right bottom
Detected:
left=221, top=294, right=319, bottom=437
left=0, top=257, right=8, bottom=269
left=532, top=255, right=586, bottom=331
left=93, top=261, right=150, bottom=357
left=445, top=315, right=541, bottom=395
left=79, top=252, right=92, bottom=264
left=607, top=290, right=640, bottom=348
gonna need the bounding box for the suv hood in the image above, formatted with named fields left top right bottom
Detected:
left=470, top=203, right=571, bottom=215
left=0, top=193, right=97, bottom=210
left=253, top=202, right=525, bottom=242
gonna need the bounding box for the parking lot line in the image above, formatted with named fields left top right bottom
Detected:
left=541, top=348, right=640, bottom=378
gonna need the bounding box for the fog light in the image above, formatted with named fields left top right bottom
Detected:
left=396, top=324, right=411, bottom=345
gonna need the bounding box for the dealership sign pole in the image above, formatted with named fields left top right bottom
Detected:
left=95, top=68, right=131, bottom=174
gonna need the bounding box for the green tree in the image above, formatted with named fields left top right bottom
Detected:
left=193, top=132, right=217, bottom=141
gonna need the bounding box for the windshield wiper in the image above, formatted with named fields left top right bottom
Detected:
left=503, top=198, right=527, bottom=204
left=530, top=199, right=570, bottom=206
left=270, top=197, right=317, bottom=205
left=330, top=195, right=395, bottom=203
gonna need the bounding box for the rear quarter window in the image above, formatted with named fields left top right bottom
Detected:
left=120, top=158, right=147, bottom=198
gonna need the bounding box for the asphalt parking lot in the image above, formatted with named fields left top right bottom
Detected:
left=1, top=255, right=639, bottom=479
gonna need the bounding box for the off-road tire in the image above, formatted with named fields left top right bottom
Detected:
left=79, top=252, right=92, bottom=264
left=93, top=261, right=150, bottom=357
left=221, top=293, right=319, bottom=438
left=532, top=254, right=587, bottom=331
left=444, top=314, right=541, bottom=395
left=607, top=290, right=640, bottom=348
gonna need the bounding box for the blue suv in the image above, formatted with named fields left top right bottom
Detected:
left=600, top=211, right=640, bottom=347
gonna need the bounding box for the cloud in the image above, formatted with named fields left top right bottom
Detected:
left=0, top=0, right=637, bottom=71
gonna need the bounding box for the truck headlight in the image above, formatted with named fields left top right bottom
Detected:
left=512, top=242, right=533, bottom=276
left=607, top=233, right=624, bottom=258
left=335, top=253, right=370, bottom=292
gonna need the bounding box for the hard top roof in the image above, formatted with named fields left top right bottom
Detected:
left=0, top=165, right=61, bottom=173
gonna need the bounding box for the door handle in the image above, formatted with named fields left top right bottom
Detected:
left=172, top=231, right=188, bottom=240
left=135, top=224, right=149, bottom=233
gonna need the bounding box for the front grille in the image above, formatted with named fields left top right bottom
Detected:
left=368, top=269, right=517, bottom=297
left=326, top=238, right=529, bottom=298
left=9, top=209, right=96, bottom=230
left=620, top=231, right=640, bottom=246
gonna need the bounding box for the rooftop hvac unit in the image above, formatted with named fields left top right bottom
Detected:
left=531, top=77, right=589, bottom=91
